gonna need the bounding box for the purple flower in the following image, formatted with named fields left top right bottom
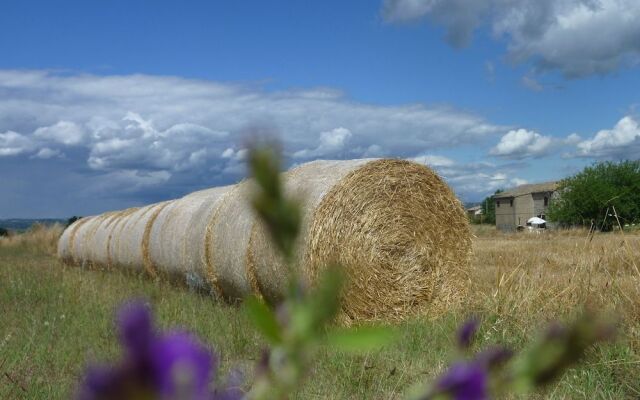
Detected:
left=150, top=331, right=213, bottom=399
left=457, top=317, right=480, bottom=349
left=433, top=362, right=488, bottom=400
left=474, top=346, right=513, bottom=370
left=77, top=300, right=243, bottom=400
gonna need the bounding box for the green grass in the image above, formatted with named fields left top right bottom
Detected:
left=1, top=244, right=639, bottom=399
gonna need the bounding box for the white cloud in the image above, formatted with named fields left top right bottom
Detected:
left=0, top=131, right=34, bottom=156
left=410, top=154, right=456, bottom=167
left=33, top=121, right=85, bottom=145
left=576, top=116, right=640, bottom=158
left=490, top=129, right=554, bottom=159
left=564, top=133, right=582, bottom=145
left=383, top=0, right=640, bottom=77
left=0, top=69, right=505, bottom=193
left=293, top=127, right=352, bottom=159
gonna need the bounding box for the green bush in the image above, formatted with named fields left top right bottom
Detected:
left=0, top=227, right=8, bottom=237
left=548, top=160, right=640, bottom=230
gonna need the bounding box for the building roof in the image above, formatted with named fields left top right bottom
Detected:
left=466, top=205, right=482, bottom=212
left=493, top=181, right=558, bottom=198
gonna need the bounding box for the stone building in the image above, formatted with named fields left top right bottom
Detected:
left=493, top=182, right=558, bottom=231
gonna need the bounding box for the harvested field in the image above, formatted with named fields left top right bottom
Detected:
left=2, top=225, right=639, bottom=398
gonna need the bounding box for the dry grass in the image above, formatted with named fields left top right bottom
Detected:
left=0, top=223, right=63, bottom=255
left=2, top=224, right=639, bottom=398
left=469, top=225, right=640, bottom=354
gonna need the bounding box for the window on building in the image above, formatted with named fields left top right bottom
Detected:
left=496, top=200, right=500, bottom=207
left=544, top=196, right=549, bottom=206
left=510, top=199, right=513, bottom=207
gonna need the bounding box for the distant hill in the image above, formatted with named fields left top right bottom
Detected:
left=0, top=219, right=67, bottom=232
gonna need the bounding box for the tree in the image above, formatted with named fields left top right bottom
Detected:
left=548, top=160, right=640, bottom=230
left=479, top=189, right=503, bottom=224
left=0, top=227, right=8, bottom=237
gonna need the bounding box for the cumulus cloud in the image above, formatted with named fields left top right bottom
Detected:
left=0, top=131, right=34, bottom=156
left=0, top=69, right=508, bottom=214
left=293, top=127, right=352, bottom=159
left=33, top=120, right=85, bottom=146
left=382, top=0, right=640, bottom=77
left=490, top=129, right=554, bottom=159
left=576, top=116, right=640, bottom=158
left=0, top=71, right=503, bottom=165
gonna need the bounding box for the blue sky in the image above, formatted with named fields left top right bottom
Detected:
left=1, top=0, right=639, bottom=217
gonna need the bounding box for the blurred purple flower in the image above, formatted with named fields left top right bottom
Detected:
left=432, top=361, right=488, bottom=400
left=474, top=346, right=513, bottom=370
left=457, top=317, right=480, bottom=349
left=77, top=300, right=243, bottom=400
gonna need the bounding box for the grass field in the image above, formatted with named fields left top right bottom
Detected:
left=1, top=225, right=639, bottom=399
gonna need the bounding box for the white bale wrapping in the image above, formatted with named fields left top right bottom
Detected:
left=109, top=202, right=172, bottom=274
left=209, top=180, right=259, bottom=301
left=148, top=187, right=232, bottom=286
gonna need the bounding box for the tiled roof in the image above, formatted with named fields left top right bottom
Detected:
left=493, top=181, right=558, bottom=198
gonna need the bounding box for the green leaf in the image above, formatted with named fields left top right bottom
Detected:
left=244, top=296, right=282, bottom=344
left=326, top=326, right=395, bottom=352
left=306, top=265, right=344, bottom=328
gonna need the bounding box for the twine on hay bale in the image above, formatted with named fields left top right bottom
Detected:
left=109, top=203, right=169, bottom=273
left=87, top=211, right=122, bottom=267
left=141, top=201, right=173, bottom=278
left=249, top=158, right=472, bottom=322
left=105, top=207, right=140, bottom=268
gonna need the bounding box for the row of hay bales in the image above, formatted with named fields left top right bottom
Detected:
left=58, top=159, right=472, bottom=322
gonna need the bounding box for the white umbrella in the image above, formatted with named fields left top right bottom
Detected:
left=527, top=217, right=546, bottom=225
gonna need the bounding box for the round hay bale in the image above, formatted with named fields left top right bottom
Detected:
left=87, top=211, right=122, bottom=267
left=57, top=217, right=89, bottom=263
left=104, top=207, right=140, bottom=268
left=249, top=159, right=471, bottom=322
left=109, top=202, right=171, bottom=274
left=147, top=187, right=232, bottom=287
left=209, top=180, right=260, bottom=301
left=182, top=185, right=234, bottom=293
left=69, top=215, right=101, bottom=266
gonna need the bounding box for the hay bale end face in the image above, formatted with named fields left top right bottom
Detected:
left=58, top=158, right=471, bottom=322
